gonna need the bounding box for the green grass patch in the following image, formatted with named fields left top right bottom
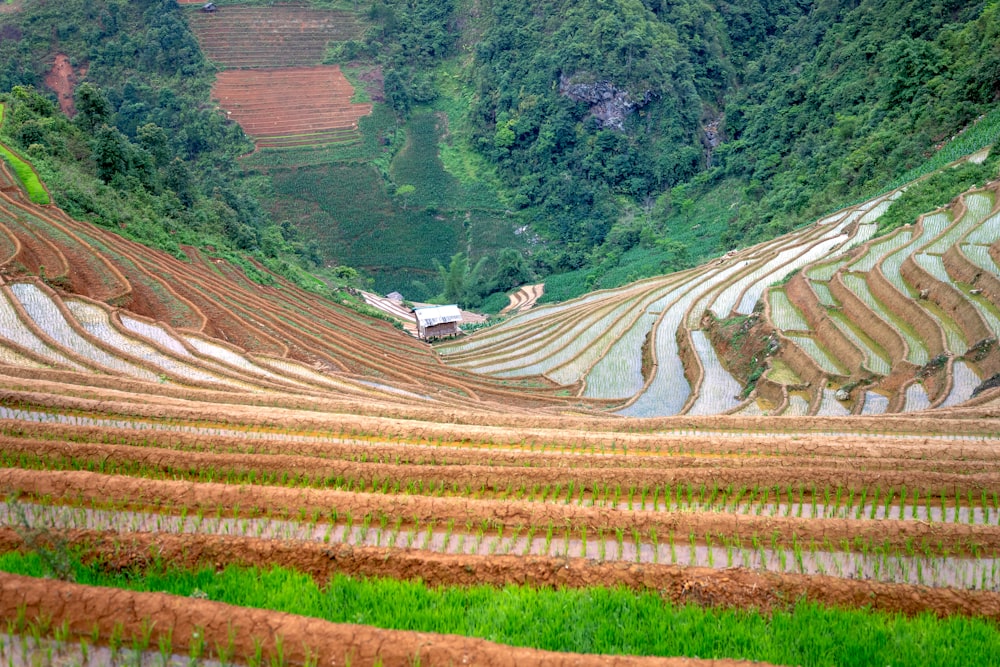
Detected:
left=0, top=143, right=50, bottom=205
left=541, top=244, right=691, bottom=304
left=390, top=111, right=467, bottom=210
left=657, top=178, right=744, bottom=262
left=889, top=106, right=1000, bottom=191
left=878, top=155, right=1000, bottom=235
left=267, top=163, right=461, bottom=298
left=3, top=554, right=1000, bottom=667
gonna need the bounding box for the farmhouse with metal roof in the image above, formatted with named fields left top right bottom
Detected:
left=414, top=305, right=462, bottom=340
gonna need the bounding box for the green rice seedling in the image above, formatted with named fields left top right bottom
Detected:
left=649, top=528, right=658, bottom=563
left=598, top=529, right=606, bottom=561
left=110, top=621, right=125, bottom=659
left=53, top=618, right=70, bottom=647
left=249, top=637, right=265, bottom=667
left=424, top=520, right=435, bottom=549
left=270, top=634, right=286, bottom=667
left=158, top=628, right=174, bottom=667
left=669, top=531, right=677, bottom=564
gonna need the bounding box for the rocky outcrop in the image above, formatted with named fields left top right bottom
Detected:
left=558, top=75, right=652, bottom=130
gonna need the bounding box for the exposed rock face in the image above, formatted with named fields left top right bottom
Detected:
left=558, top=75, right=652, bottom=131
left=703, top=117, right=723, bottom=167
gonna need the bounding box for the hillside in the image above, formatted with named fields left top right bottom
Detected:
left=439, top=148, right=1000, bottom=416
left=1, top=0, right=1000, bottom=664
left=0, top=67, right=999, bottom=663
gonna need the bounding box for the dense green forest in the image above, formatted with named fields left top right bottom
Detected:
left=0, top=0, right=997, bottom=308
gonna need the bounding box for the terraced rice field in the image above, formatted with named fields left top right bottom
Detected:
left=186, top=3, right=363, bottom=68
left=1, top=131, right=1000, bottom=664
left=442, top=173, right=1000, bottom=417
left=212, top=66, right=372, bottom=150
left=184, top=3, right=372, bottom=152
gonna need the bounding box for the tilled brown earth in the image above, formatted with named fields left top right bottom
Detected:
left=4, top=382, right=999, bottom=442
left=0, top=572, right=763, bottom=667
left=4, top=469, right=998, bottom=555
left=6, top=435, right=1000, bottom=498
left=7, top=421, right=1000, bottom=474
left=0, top=419, right=986, bottom=459
left=2, top=529, right=998, bottom=622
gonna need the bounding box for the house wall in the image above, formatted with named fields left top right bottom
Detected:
left=422, top=322, right=459, bottom=339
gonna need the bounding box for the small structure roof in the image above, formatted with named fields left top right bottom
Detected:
left=414, top=304, right=461, bottom=327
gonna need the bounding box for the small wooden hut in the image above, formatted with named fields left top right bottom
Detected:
left=414, top=305, right=461, bottom=340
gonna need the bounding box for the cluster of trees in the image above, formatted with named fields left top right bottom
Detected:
left=427, top=249, right=534, bottom=309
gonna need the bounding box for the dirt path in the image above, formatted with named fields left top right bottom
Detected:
left=0, top=571, right=763, bottom=667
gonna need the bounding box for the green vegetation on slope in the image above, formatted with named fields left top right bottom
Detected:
left=878, top=151, right=1000, bottom=235
left=3, top=553, right=1000, bottom=667
left=718, top=0, right=1000, bottom=246
left=0, top=143, right=49, bottom=205
left=0, top=0, right=328, bottom=289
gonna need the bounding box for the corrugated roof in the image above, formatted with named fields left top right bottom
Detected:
left=414, top=305, right=462, bottom=327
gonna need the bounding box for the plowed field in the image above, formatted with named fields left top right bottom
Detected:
left=212, top=66, right=371, bottom=149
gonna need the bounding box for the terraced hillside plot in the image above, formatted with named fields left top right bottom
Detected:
left=212, top=67, right=372, bottom=149
left=186, top=3, right=364, bottom=69
left=4, top=138, right=1000, bottom=665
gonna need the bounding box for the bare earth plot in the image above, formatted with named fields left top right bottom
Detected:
left=212, top=66, right=372, bottom=149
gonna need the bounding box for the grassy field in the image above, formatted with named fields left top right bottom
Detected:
left=3, top=552, right=1000, bottom=667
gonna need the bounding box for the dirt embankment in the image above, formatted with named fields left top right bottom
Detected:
left=7, top=468, right=1000, bottom=554
left=6, top=417, right=1000, bottom=463
left=4, top=529, right=1000, bottom=624
left=6, top=434, right=1000, bottom=494
left=0, top=571, right=757, bottom=667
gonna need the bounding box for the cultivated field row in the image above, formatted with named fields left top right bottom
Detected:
left=441, top=167, right=1000, bottom=417
left=185, top=4, right=363, bottom=69
left=211, top=66, right=372, bottom=148
left=1, top=97, right=1000, bottom=664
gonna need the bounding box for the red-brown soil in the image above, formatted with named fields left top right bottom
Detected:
left=4, top=528, right=997, bottom=623
left=43, top=54, right=84, bottom=117
left=7, top=468, right=1000, bottom=555
left=7, top=433, right=1000, bottom=499
left=0, top=572, right=755, bottom=667
left=212, top=66, right=372, bottom=149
